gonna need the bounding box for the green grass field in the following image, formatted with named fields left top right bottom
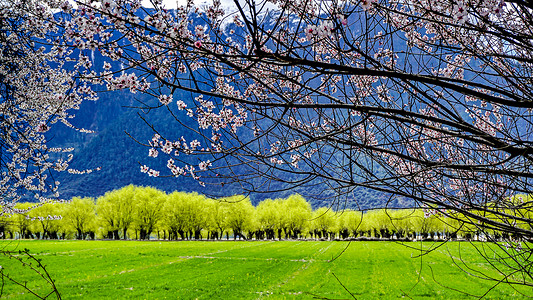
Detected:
left=0, top=240, right=529, bottom=299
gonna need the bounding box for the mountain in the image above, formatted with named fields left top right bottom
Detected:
left=48, top=86, right=392, bottom=208
left=41, top=9, right=399, bottom=209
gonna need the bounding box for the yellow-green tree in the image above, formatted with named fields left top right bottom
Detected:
left=163, top=192, right=187, bottom=240
left=0, top=211, right=11, bottom=239
left=224, top=195, right=254, bottom=240
left=10, top=203, right=37, bottom=239
left=411, top=209, right=446, bottom=240
left=133, top=186, right=166, bottom=240
left=185, top=193, right=209, bottom=240
left=359, top=211, right=377, bottom=238
left=96, top=185, right=137, bottom=239
left=311, top=207, right=337, bottom=239
left=163, top=191, right=207, bottom=240
left=508, top=194, right=533, bottom=237
left=205, top=198, right=229, bottom=240
left=63, top=197, right=97, bottom=240
left=256, top=198, right=282, bottom=240
left=337, top=210, right=363, bottom=239
left=29, top=202, right=64, bottom=239
left=388, top=209, right=416, bottom=239
left=282, top=194, right=312, bottom=239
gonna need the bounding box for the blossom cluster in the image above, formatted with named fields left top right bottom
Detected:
left=0, top=1, right=103, bottom=214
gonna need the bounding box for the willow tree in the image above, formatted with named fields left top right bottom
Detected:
left=18, top=0, right=533, bottom=292
left=62, top=197, right=97, bottom=240
left=311, top=207, right=338, bottom=239
left=96, top=185, right=137, bottom=239
left=132, top=186, right=166, bottom=240
left=256, top=198, right=283, bottom=240
left=28, top=202, right=64, bottom=239
left=282, top=194, right=312, bottom=239
left=224, top=195, right=255, bottom=239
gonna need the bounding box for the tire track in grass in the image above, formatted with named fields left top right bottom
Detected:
left=174, top=255, right=316, bottom=262
left=8, top=240, right=275, bottom=297
left=254, top=258, right=313, bottom=299
left=24, top=247, right=117, bottom=256
left=254, top=242, right=337, bottom=298
left=24, top=241, right=177, bottom=256
left=9, top=241, right=331, bottom=298
left=315, top=242, right=334, bottom=257
left=61, top=241, right=275, bottom=284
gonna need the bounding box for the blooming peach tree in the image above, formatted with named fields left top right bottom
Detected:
left=0, top=0, right=99, bottom=215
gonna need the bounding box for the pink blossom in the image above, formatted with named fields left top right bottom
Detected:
left=199, top=160, right=212, bottom=171
left=158, top=94, right=173, bottom=105
left=361, top=0, right=376, bottom=11
left=147, top=169, right=159, bottom=177
left=36, top=122, right=50, bottom=133
left=148, top=148, right=158, bottom=158
left=176, top=100, right=187, bottom=110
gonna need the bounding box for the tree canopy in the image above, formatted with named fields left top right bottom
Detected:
left=5, top=186, right=513, bottom=243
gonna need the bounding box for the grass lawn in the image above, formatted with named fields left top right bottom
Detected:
left=0, top=240, right=529, bottom=299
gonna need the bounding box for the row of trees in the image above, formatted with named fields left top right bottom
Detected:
left=2, top=185, right=529, bottom=241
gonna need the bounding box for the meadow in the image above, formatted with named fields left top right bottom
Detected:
left=0, top=240, right=529, bottom=299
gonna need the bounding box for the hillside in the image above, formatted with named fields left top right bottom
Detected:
left=47, top=83, right=395, bottom=208
left=42, top=9, right=401, bottom=209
